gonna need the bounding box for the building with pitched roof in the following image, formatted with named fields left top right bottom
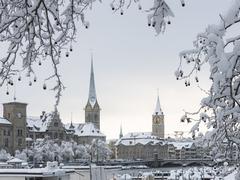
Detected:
left=0, top=60, right=105, bottom=154
left=115, top=95, right=167, bottom=160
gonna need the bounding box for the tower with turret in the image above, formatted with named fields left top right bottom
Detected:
left=85, top=59, right=101, bottom=130
left=152, top=96, right=164, bottom=138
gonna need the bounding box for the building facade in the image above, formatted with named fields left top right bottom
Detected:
left=115, top=95, right=166, bottom=160
left=114, top=96, right=206, bottom=161
left=115, top=132, right=168, bottom=160
left=0, top=60, right=105, bottom=154
left=0, top=102, right=27, bottom=154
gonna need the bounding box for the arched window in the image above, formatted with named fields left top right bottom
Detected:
left=94, top=114, right=98, bottom=121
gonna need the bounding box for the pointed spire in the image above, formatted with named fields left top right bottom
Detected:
left=70, top=120, right=74, bottom=129
left=153, top=92, right=163, bottom=115
left=119, top=124, right=123, bottom=139
left=88, top=55, right=97, bottom=107
left=70, top=112, right=74, bottom=129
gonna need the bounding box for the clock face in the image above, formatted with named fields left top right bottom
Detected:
left=90, top=97, right=95, bottom=102
left=17, top=113, right=22, bottom=118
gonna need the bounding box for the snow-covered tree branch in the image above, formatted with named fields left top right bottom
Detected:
left=0, top=0, right=184, bottom=109
left=176, top=0, right=240, bottom=160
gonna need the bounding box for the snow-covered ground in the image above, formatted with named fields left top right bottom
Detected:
left=64, top=165, right=239, bottom=180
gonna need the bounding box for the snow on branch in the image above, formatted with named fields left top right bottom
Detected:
left=0, top=0, right=185, bottom=109
left=176, top=0, right=240, bottom=160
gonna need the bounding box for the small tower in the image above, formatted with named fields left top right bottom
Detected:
left=3, top=102, right=27, bottom=153
left=152, top=95, right=164, bottom=138
left=85, top=58, right=101, bottom=129
left=119, top=124, right=123, bottom=139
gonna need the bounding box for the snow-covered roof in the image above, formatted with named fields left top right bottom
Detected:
left=27, top=112, right=62, bottom=132
left=116, top=132, right=165, bottom=146
left=0, top=117, right=12, bottom=125
left=7, top=158, right=24, bottom=163
left=65, top=122, right=105, bottom=137
left=168, top=141, right=194, bottom=150
left=0, top=168, right=74, bottom=177
left=27, top=114, right=52, bottom=132
left=153, top=96, right=163, bottom=115
left=26, top=137, right=33, bottom=141
left=76, top=123, right=105, bottom=137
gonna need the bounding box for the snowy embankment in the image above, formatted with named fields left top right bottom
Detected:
left=112, top=166, right=239, bottom=180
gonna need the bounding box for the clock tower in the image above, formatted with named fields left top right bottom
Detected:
left=3, top=102, right=27, bottom=153
left=85, top=58, right=101, bottom=130
left=152, top=95, right=164, bottom=138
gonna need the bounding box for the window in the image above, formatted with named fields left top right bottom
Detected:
left=54, top=132, right=58, bottom=139
left=59, top=133, right=63, bottom=139
left=7, top=130, right=10, bottom=136
left=54, top=122, right=58, bottom=127
left=4, top=138, right=8, bottom=147
left=17, top=129, right=23, bottom=136
left=48, top=132, right=52, bottom=138
left=7, top=113, right=10, bottom=119
left=18, top=138, right=22, bottom=146
left=3, top=130, right=6, bottom=136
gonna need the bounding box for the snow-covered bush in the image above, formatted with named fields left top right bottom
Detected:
left=0, top=149, right=11, bottom=161
left=16, top=138, right=111, bottom=164
left=72, top=142, right=90, bottom=160
left=88, top=139, right=112, bottom=162
left=15, top=150, right=27, bottom=161
left=176, top=0, right=240, bottom=160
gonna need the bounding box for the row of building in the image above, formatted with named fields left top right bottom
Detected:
left=114, top=132, right=205, bottom=160
left=0, top=59, right=206, bottom=161
left=0, top=60, right=105, bottom=154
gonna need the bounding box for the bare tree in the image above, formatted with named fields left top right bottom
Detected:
left=0, top=0, right=185, bottom=109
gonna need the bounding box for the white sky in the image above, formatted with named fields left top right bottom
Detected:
left=0, top=0, right=234, bottom=139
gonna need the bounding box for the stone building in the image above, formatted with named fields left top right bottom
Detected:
left=115, top=95, right=166, bottom=160
left=167, top=141, right=197, bottom=159
left=0, top=102, right=27, bottom=154
left=115, top=132, right=168, bottom=160
left=115, top=96, right=203, bottom=161
left=0, top=60, right=105, bottom=154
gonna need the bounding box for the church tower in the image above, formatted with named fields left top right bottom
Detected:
left=152, top=95, right=164, bottom=138
left=85, top=59, right=101, bottom=129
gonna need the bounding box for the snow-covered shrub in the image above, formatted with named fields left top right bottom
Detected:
left=89, top=139, right=112, bottom=162
left=0, top=149, right=11, bottom=161
left=15, top=150, right=27, bottom=161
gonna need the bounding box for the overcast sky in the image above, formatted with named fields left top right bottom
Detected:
left=0, top=0, right=233, bottom=139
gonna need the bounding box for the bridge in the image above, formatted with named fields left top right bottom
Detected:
left=97, top=158, right=215, bottom=168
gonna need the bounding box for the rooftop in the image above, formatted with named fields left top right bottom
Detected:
left=0, top=117, right=12, bottom=125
